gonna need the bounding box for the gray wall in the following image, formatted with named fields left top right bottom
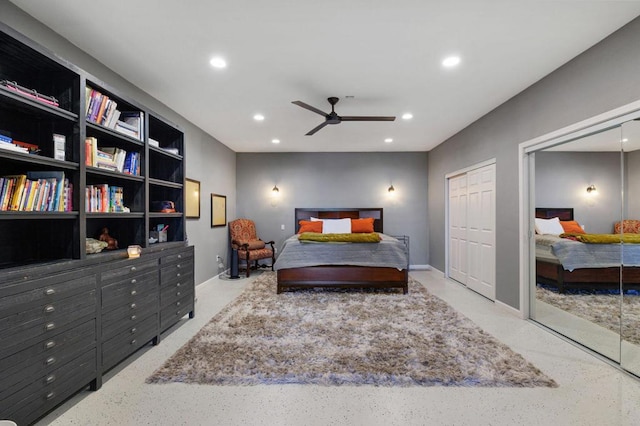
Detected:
left=535, top=151, right=622, bottom=234
left=429, top=17, right=640, bottom=308
left=236, top=152, right=429, bottom=266
left=627, top=150, right=640, bottom=218
left=0, top=2, right=236, bottom=286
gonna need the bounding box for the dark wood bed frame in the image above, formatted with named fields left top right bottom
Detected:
left=535, top=207, right=640, bottom=292
left=276, top=208, right=409, bottom=294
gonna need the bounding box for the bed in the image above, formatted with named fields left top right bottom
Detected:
left=535, top=207, right=640, bottom=292
left=274, top=208, right=409, bottom=294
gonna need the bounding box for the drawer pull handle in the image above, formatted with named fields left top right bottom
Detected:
left=44, top=288, right=55, bottom=295
left=45, top=356, right=56, bottom=365
left=130, top=315, right=137, bottom=320
left=176, top=301, right=181, bottom=306
left=176, top=311, right=182, bottom=316
left=131, top=290, right=137, bottom=296
left=45, top=340, right=56, bottom=349
left=131, top=279, right=137, bottom=284
left=177, top=291, right=181, bottom=296
left=177, top=273, right=181, bottom=277
left=131, top=266, right=137, bottom=272
left=177, top=264, right=181, bottom=269
left=130, top=303, right=137, bottom=309
left=131, top=327, right=137, bottom=334
left=131, top=339, right=137, bottom=345
left=44, top=305, right=55, bottom=313
left=176, top=283, right=181, bottom=287
left=46, top=374, right=56, bottom=384
left=178, top=254, right=182, bottom=259
left=45, top=322, right=55, bottom=331
left=46, top=391, right=55, bottom=400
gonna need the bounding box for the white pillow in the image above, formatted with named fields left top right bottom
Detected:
left=320, top=218, right=352, bottom=234
left=310, top=217, right=321, bottom=221
left=535, top=217, right=565, bottom=235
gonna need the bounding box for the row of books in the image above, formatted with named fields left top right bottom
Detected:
left=85, top=137, right=141, bottom=175
left=86, top=184, right=124, bottom=213
left=85, top=87, right=145, bottom=141
left=0, top=171, right=72, bottom=212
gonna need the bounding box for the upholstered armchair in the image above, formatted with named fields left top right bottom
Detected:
left=229, top=218, right=275, bottom=277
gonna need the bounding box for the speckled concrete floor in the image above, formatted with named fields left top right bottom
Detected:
left=35, top=270, right=640, bottom=426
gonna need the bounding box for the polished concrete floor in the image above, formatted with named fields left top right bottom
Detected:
left=36, top=269, right=640, bottom=426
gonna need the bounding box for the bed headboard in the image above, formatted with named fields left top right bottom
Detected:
left=294, top=208, right=383, bottom=233
left=535, top=207, right=574, bottom=221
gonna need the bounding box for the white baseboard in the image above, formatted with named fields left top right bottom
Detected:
left=409, top=264, right=431, bottom=271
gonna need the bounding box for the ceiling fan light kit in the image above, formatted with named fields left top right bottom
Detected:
left=292, top=97, right=396, bottom=135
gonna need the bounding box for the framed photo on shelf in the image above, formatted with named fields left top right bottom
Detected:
left=211, top=193, right=226, bottom=227
left=185, top=178, right=200, bottom=219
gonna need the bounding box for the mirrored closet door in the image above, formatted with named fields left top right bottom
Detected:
left=530, top=126, right=624, bottom=364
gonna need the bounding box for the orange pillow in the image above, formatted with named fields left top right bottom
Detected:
left=298, top=220, right=322, bottom=234
left=560, top=220, right=585, bottom=234
left=351, top=217, right=375, bottom=233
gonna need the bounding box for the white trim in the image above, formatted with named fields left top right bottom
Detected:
left=409, top=264, right=431, bottom=271
left=518, top=99, right=640, bottom=318
left=495, top=299, right=523, bottom=318
left=444, top=157, right=496, bottom=179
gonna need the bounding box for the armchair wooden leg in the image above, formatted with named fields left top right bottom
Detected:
left=245, top=253, right=251, bottom=278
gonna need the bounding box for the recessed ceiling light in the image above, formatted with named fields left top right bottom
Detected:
left=271, top=139, right=280, bottom=144
left=442, top=55, right=461, bottom=68
left=384, top=138, right=393, bottom=143
left=253, top=114, right=265, bottom=121
left=402, top=113, right=413, bottom=120
left=209, top=57, right=227, bottom=69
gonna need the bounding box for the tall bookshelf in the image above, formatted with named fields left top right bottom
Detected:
left=0, top=23, right=186, bottom=269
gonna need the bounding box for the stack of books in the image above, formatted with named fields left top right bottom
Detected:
left=85, top=184, right=124, bottom=213
left=85, top=137, right=140, bottom=175
left=0, top=171, right=72, bottom=212
left=85, top=87, right=121, bottom=128
left=114, top=111, right=144, bottom=141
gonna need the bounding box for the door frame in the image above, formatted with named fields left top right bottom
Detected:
left=517, top=99, right=640, bottom=318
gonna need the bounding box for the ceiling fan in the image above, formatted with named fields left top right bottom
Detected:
left=292, top=97, right=396, bottom=135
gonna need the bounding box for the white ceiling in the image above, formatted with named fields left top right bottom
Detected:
left=9, top=1, right=640, bottom=153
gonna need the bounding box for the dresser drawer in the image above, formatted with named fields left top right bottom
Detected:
left=161, top=247, right=194, bottom=267
left=0, top=319, right=96, bottom=401
left=101, top=269, right=158, bottom=312
left=0, top=290, right=96, bottom=360
left=102, top=313, right=158, bottom=370
left=0, top=348, right=96, bottom=426
left=160, top=261, right=193, bottom=288
left=100, top=257, right=158, bottom=286
left=160, top=293, right=194, bottom=331
left=160, top=281, right=193, bottom=308
left=101, top=290, right=158, bottom=331
left=0, top=270, right=96, bottom=318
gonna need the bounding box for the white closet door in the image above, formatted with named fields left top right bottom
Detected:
left=465, top=164, right=496, bottom=300
left=448, top=173, right=468, bottom=284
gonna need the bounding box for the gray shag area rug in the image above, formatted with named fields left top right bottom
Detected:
left=536, top=285, right=640, bottom=345
left=147, top=273, right=556, bottom=387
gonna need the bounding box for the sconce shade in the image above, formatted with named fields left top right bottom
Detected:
left=586, top=184, right=596, bottom=193
left=388, top=184, right=395, bottom=193
left=272, top=185, right=279, bottom=193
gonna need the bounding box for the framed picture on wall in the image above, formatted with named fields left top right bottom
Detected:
left=185, top=178, right=200, bottom=219
left=211, top=193, right=226, bottom=227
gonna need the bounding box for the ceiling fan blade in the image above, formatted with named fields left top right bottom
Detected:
left=341, top=116, right=396, bottom=121
left=292, top=101, right=328, bottom=117
left=306, top=121, right=330, bottom=135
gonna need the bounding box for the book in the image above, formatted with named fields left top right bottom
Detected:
left=7, top=174, right=27, bottom=211
left=53, top=133, right=66, bottom=161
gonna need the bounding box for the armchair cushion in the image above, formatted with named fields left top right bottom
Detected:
left=234, top=239, right=266, bottom=250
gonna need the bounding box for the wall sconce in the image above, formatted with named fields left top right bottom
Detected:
left=388, top=184, right=395, bottom=193
left=586, top=184, right=596, bottom=194
left=272, top=185, right=280, bottom=194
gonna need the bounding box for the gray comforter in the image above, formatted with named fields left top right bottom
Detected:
left=274, top=233, right=408, bottom=270
left=536, top=234, right=640, bottom=271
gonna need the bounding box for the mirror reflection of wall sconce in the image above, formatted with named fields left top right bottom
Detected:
left=586, top=184, right=597, bottom=194
left=388, top=184, right=395, bottom=193
left=272, top=185, right=280, bottom=194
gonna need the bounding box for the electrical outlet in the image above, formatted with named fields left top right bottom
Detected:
left=216, top=255, right=221, bottom=261
left=281, top=224, right=285, bottom=230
